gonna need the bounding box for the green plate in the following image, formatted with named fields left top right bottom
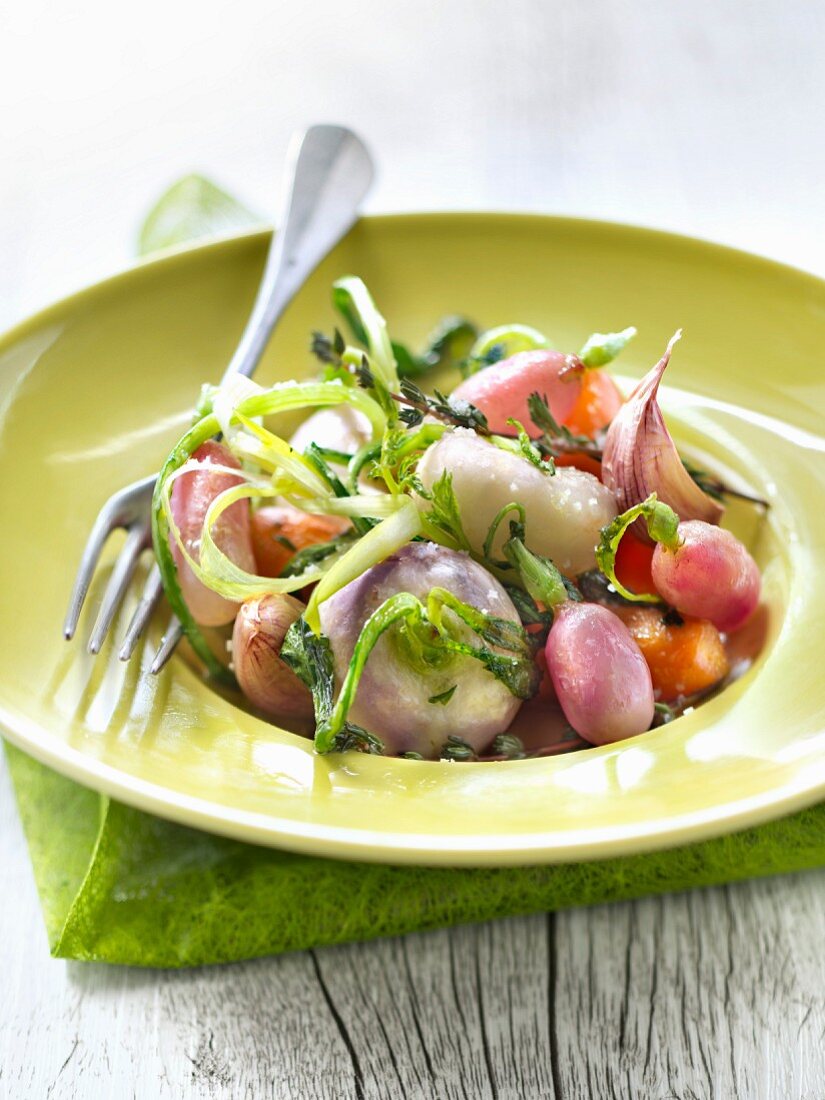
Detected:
left=0, top=214, right=823, bottom=866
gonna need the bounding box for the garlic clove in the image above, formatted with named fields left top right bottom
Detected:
left=601, top=332, right=724, bottom=537
left=233, top=594, right=314, bottom=726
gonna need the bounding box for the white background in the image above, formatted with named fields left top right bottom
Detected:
left=3, top=0, right=825, bottom=332
left=3, top=2, right=825, bottom=1096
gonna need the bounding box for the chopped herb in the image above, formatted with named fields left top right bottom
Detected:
left=526, top=392, right=603, bottom=457
left=310, top=328, right=347, bottom=366
left=280, top=617, right=336, bottom=727
left=422, top=470, right=472, bottom=551
left=273, top=535, right=297, bottom=552
left=490, top=733, right=526, bottom=759
left=427, top=586, right=535, bottom=658
left=281, top=617, right=385, bottom=755
left=459, top=343, right=506, bottom=380
left=440, top=735, right=477, bottom=761
left=428, top=685, right=457, bottom=706
left=398, top=404, right=424, bottom=428
left=328, top=725, right=384, bottom=754
left=506, top=418, right=555, bottom=474
left=355, top=354, right=396, bottom=419
left=400, top=751, right=424, bottom=760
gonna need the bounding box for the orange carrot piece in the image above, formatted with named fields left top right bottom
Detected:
left=250, top=507, right=349, bottom=578
left=616, top=607, right=729, bottom=701
left=562, top=369, right=623, bottom=437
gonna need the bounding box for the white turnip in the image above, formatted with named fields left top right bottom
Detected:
left=417, top=429, right=617, bottom=576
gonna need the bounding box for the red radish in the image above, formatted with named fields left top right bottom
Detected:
left=170, top=440, right=257, bottom=626
left=651, top=520, right=760, bottom=633
left=450, top=350, right=581, bottom=435
left=545, top=602, right=655, bottom=744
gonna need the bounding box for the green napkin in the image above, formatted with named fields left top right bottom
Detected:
left=6, top=177, right=825, bottom=967
left=7, top=742, right=825, bottom=967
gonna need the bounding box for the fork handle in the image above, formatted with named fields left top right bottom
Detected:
left=221, top=125, right=375, bottom=384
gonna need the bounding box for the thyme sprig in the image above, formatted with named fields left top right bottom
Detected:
left=526, top=392, right=604, bottom=458
left=390, top=379, right=492, bottom=434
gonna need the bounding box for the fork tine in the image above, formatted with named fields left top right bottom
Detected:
left=87, top=526, right=150, bottom=654
left=63, top=509, right=120, bottom=640
left=150, top=617, right=184, bottom=675
left=118, top=564, right=165, bottom=661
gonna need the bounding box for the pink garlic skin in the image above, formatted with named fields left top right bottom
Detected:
left=449, top=350, right=581, bottom=436
left=545, top=603, right=655, bottom=745
left=651, top=521, right=761, bottom=633
left=601, top=334, right=724, bottom=538
left=170, top=440, right=257, bottom=626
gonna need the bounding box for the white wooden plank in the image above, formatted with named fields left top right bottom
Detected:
left=553, top=880, right=825, bottom=1099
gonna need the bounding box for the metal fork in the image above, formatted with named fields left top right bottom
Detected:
left=63, top=124, right=375, bottom=673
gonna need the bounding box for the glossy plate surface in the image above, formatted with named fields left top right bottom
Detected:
left=1, top=214, right=824, bottom=865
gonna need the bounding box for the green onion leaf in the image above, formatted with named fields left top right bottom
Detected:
left=595, top=493, right=680, bottom=602
left=332, top=276, right=399, bottom=389
left=578, top=326, right=637, bottom=368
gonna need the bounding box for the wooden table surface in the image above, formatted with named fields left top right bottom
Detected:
left=3, top=1, right=825, bottom=1096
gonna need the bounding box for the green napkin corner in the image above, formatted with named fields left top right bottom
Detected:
left=5, top=176, right=825, bottom=967
left=7, top=741, right=825, bottom=967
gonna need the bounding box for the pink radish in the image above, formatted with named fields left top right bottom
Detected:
left=450, top=350, right=582, bottom=436
left=651, top=520, right=760, bottom=633
left=545, top=602, right=655, bottom=744
left=170, top=440, right=257, bottom=626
